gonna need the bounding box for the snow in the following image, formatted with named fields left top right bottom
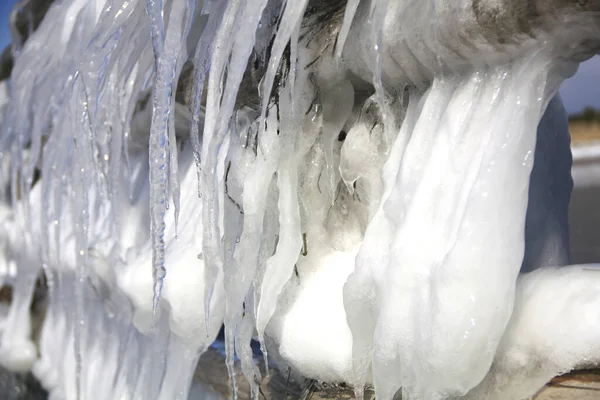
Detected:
left=465, top=265, right=600, bottom=400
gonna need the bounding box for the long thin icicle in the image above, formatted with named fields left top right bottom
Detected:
left=255, top=161, right=302, bottom=341
left=199, top=0, right=241, bottom=331
left=146, top=0, right=168, bottom=314
left=169, top=0, right=198, bottom=236
left=259, top=0, right=309, bottom=124
left=189, top=0, right=227, bottom=196
left=335, top=0, right=362, bottom=59
left=369, top=0, right=392, bottom=139
left=145, top=0, right=189, bottom=313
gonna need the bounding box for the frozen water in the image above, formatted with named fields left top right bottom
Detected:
left=347, top=55, right=554, bottom=399
left=464, top=265, right=600, bottom=400
left=0, top=0, right=598, bottom=400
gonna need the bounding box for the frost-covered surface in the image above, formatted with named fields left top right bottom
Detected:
left=464, top=265, right=600, bottom=400
left=0, top=0, right=598, bottom=400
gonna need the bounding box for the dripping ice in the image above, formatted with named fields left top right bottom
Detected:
left=0, top=0, right=598, bottom=400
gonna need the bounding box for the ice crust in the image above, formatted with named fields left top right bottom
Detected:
left=463, top=265, right=600, bottom=400
left=0, top=0, right=598, bottom=400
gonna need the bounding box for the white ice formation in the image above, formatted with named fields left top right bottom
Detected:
left=0, top=0, right=598, bottom=399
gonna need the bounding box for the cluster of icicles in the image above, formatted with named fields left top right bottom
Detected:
left=0, top=0, right=598, bottom=399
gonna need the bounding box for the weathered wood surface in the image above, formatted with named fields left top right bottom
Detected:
left=535, top=369, right=600, bottom=400
left=194, top=346, right=600, bottom=399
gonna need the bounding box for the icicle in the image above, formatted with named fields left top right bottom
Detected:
left=320, top=79, right=354, bottom=204
left=369, top=0, right=392, bottom=139
left=335, top=0, right=362, bottom=59
left=146, top=0, right=167, bottom=314
left=145, top=0, right=190, bottom=313
left=289, top=23, right=300, bottom=102
left=146, top=0, right=165, bottom=53
left=168, top=96, right=180, bottom=236
left=223, top=106, right=281, bottom=399
left=199, top=0, right=242, bottom=329
left=171, top=0, right=198, bottom=237
left=255, top=81, right=302, bottom=354
left=255, top=160, right=302, bottom=339
left=259, top=0, right=308, bottom=124
left=189, top=0, right=227, bottom=196
left=200, top=0, right=241, bottom=164
left=200, top=0, right=272, bottom=343
left=70, top=70, right=97, bottom=400
left=234, top=290, right=261, bottom=400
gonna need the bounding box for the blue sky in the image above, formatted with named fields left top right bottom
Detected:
left=0, top=1, right=597, bottom=114
left=0, top=0, right=14, bottom=53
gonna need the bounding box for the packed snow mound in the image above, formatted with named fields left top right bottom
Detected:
left=0, top=0, right=597, bottom=400
left=464, top=265, right=600, bottom=400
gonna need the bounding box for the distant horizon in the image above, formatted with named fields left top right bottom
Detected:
left=569, top=103, right=600, bottom=114
left=0, top=1, right=598, bottom=115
